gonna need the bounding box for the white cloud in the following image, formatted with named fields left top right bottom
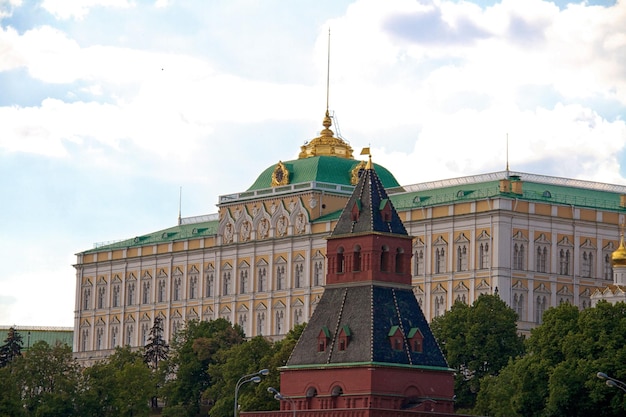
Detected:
left=41, top=0, right=133, bottom=20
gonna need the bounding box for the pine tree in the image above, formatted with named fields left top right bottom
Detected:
left=0, top=327, right=23, bottom=367
left=144, top=317, right=169, bottom=370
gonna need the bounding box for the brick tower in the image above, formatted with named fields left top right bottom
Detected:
left=248, top=155, right=455, bottom=416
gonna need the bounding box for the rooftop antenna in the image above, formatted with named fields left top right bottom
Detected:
left=326, top=27, right=331, bottom=114
left=177, top=186, right=182, bottom=225
left=505, top=133, right=510, bottom=178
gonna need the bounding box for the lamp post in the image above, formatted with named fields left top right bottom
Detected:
left=234, top=369, right=269, bottom=417
left=268, top=387, right=296, bottom=417
left=597, top=372, right=626, bottom=393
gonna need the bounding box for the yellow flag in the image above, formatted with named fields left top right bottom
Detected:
left=360, top=147, right=370, bottom=155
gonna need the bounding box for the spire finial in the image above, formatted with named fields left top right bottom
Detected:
left=326, top=27, right=331, bottom=113
left=177, top=186, right=182, bottom=225
left=360, top=146, right=372, bottom=169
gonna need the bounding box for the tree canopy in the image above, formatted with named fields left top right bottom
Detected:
left=430, top=294, right=525, bottom=411
left=476, top=301, right=626, bottom=417
left=0, top=326, right=23, bottom=367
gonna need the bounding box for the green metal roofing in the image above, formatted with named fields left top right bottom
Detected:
left=391, top=176, right=626, bottom=212
left=0, top=326, right=73, bottom=351
left=247, top=156, right=400, bottom=191
left=83, top=218, right=219, bottom=254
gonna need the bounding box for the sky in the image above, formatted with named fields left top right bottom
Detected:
left=1, top=0, right=625, bottom=328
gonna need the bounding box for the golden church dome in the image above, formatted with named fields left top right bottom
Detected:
left=612, top=234, right=626, bottom=266
left=298, top=110, right=354, bottom=159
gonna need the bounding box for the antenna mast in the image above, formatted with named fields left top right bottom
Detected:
left=506, top=133, right=510, bottom=176
left=326, top=28, right=331, bottom=113
left=177, top=186, right=182, bottom=225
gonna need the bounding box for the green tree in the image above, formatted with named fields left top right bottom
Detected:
left=205, top=323, right=305, bottom=417
left=477, top=301, right=626, bottom=417
left=144, top=316, right=169, bottom=408
left=81, top=346, right=154, bottom=417
left=13, top=341, right=82, bottom=417
left=0, top=364, right=25, bottom=417
left=0, top=326, right=23, bottom=367
left=431, top=294, right=524, bottom=411
left=162, top=319, right=245, bottom=417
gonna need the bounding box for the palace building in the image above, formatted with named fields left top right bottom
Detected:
left=73, top=110, right=626, bottom=363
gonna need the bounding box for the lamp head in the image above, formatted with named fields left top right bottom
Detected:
left=258, top=368, right=270, bottom=376
left=268, top=387, right=279, bottom=395
left=597, top=372, right=609, bottom=380
left=251, top=376, right=261, bottom=383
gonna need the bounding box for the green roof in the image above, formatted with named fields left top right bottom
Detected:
left=0, top=327, right=73, bottom=351
left=247, top=156, right=400, bottom=191
left=83, top=218, right=219, bottom=253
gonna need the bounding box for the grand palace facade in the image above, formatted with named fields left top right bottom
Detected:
left=73, top=112, right=626, bottom=363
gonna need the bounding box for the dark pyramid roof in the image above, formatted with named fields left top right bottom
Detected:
left=286, top=285, right=449, bottom=369
left=330, top=159, right=408, bottom=237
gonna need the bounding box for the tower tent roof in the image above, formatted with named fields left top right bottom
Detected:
left=329, top=157, right=408, bottom=238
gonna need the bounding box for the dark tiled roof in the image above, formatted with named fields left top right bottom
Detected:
left=246, top=156, right=400, bottom=191
left=286, top=285, right=448, bottom=369
left=330, top=165, right=408, bottom=237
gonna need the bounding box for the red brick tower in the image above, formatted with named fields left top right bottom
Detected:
left=247, top=156, right=455, bottom=417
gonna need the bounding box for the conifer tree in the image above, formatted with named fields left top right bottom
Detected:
left=144, top=316, right=169, bottom=370
left=0, top=326, right=23, bottom=367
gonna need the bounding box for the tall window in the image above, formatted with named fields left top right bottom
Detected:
left=127, top=283, right=135, bottom=306
left=258, top=267, right=267, bottom=292
left=581, top=251, right=593, bottom=278
left=96, top=328, right=103, bottom=350
left=81, top=329, right=89, bottom=351
left=189, top=275, right=198, bottom=298
left=605, top=253, right=613, bottom=280
left=536, top=296, right=547, bottom=324
left=434, top=295, right=445, bottom=317
left=415, top=249, right=424, bottom=275
left=456, top=245, right=468, bottom=272
left=157, top=279, right=166, bottom=303
left=337, top=248, right=345, bottom=273
left=294, top=308, right=303, bottom=325
left=112, top=285, right=120, bottom=307
left=257, top=312, right=265, bottom=336
left=110, top=326, right=118, bottom=348
left=223, top=272, right=231, bottom=295
left=142, top=281, right=150, bottom=304
left=173, top=278, right=181, bottom=301
left=435, top=248, right=446, bottom=274
left=276, top=265, right=285, bottom=290
left=479, top=242, right=490, bottom=269
left=536, top=246, right=548, bottom=273
left=294, top=263, right=304, bottom=288
left=380, top=246, right=390, bottom=272
left=239, top=270, right=248, bottom=294
left=206, top=272, right=214, bottom=297
left=275, top=310, right=284, bottom=335
left=353, top=246, right=361, bottom=272
left=125, top=325, right=134, bottom=346
left=513, top=293, right=524, bottom=320
left=513, top=243, right=525, bottom=270
left=313, top=260, right=324, bottom=286
left=97, top=287, right=105, bottom=309
left=395, top=248, right=404, bottom=273
left=559, top=249, right=571, bottom=275
left=141, top=323, right=149, bottom=346
left=83, top=288, right=91, bottom=310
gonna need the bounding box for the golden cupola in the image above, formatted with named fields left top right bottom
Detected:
left=298, top=110, right=354, bottom=159
left=612, top=233, right=626, bottom=267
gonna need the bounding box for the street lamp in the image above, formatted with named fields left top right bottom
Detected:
left=597, top=372, right=626, bottom=393
left=234, top=369, right=269, bottom=417
left=268, top=387, right=296, bottom=417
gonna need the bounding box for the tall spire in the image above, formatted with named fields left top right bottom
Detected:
left=298, top=28, right=354, bottom=160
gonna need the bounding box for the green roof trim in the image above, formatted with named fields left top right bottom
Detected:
left=388, top=325, right=400, bottom=337
left=408, top=327, right=422, bottom=338
left=341, top=325, right=351, bottom=337
left=379, top=198, right=389, bottom=211
left=320, top=326, right=331, bottom=338
left=83, top=219, right=219, bottom=253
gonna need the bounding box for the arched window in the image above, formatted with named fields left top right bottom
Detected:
left=380, top=245, right=390, bottom=272
left=337, top=247, right=345, bottom=274
left=353, top=245, right=361, bottom=272
left=395, top=248, right=404, bottom=273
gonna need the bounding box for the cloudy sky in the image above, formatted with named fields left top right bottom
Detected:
left=1, top=0, right=625, bottom=328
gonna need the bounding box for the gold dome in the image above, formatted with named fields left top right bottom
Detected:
left=298, top=111, right=354, bottom=159
left=612, top=234, right=626, bottom=266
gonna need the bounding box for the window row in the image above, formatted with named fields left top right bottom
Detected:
left=414, top=233, right=491, bottom=275
left=81, top=257, right=325, bottom=311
